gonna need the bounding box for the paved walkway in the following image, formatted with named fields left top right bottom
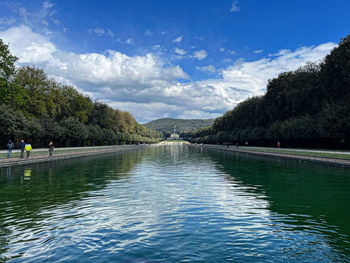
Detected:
left=239, top=146, right=350, bottom=156
left=200, top=145, right=350, bottom=167
left=3, top=144, right=350, bottom=168
left=0, top=145, right=151, bottom=167
left=0, top=145, right=140, bottom=154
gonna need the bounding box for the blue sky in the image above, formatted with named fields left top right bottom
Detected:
left=0, top=0, right=349, bottom=122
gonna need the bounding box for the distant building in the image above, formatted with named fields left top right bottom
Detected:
left=167, top=126, right=182, bottom=140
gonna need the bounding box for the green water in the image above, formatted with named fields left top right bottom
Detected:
left=0, top=145, right=350, bottom=262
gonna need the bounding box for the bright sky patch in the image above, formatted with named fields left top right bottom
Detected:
left=0, top=0, right=349, bottom=122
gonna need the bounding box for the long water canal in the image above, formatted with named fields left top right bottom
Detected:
left=1, top=145, right=350, bottom=262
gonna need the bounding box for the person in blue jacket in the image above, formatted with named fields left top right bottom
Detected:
left=18, top=139, right=25, bottom=158
left=6, top=140, right=14, bottom=158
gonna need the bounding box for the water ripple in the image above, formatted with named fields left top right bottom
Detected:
left=1, top=145, right=350, bottom=262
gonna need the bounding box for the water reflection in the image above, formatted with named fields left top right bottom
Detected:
left=207, top=147, right=350, bottom=260
left=0, top=150, right=146, bottom=262
left=6, top=166, right=11, bottom=177
left=0, top=145, right=349, bottom=262
left=23, top=167, right=32, bottom=181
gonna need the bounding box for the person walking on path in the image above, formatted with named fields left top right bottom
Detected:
left=277, top=141, right=281, bottom=148
left=25, top=143, right=32, bottom=158
left=6, top=140, right=14, bottom=158
left=48, top=141, right=54, bottom=157
left=18, top=139, right=25, bottom=158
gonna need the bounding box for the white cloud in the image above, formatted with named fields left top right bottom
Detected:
left=89, top=27, right=105, bottom=35
left=0, top=26, right=56, bottom=63
left=230, top=0, right=240, bottom=12
left=88, top=27, right=115, bottom=37
left=107, top=101, right=183, bottom=122
left=145, top=29, right=153, bottom=36
left=43, top=1, right=54, bottom=10
left=0, top=17, right=16, bottom=25
left=17, top=0, right=58, bottom=28
left=106, top=29, right=114, bottom=37
left=178, top=110, right=219, bottom=119
left=116, top=37, right=134, bottom=44
left=152, top=44, right=167, bottom=52
left=51, top=18, right=60, bottom=25
left=196, top=65, right=216, bottom=73
left=0, top=25, right=337, bottom=122
left=221, top=42, right=337, bottom=95
left=192, top=50, right=208, bottom=60
left=223, top=58, right=233, bottom=63
left=152, top=45, right=168, bottom=57
left=172, top=35, right=183, bottom=43
left=220, top=47, right=225, bottom=52
left=174, top=48, right=187, bottom=56
left=254, top=49, right=263, bottom=54
left=0, top=25, right=188, bottom=82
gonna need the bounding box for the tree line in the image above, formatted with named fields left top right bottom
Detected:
left=184, top=35, right=350, bottom=149
left=0, top=39, right=163, bottom=148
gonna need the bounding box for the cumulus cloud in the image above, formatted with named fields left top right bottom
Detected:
left=0, top=26, right=56, bottom=63
left=230, top=0, right=240, bottom=12
left=107, top=101, right=183, bottom=122
left=254, top=49, right=263, bottom=54
left=174, top=48, right=187, bottom=56
left=0, top=25, right=188, bottom=83
left=0, top=25, right=337, bottom=122
left=192, top=50, right=208, bottom=60
left=172, top=35, right=183, bottom=43
left=221, top=42, right=336, bottom=95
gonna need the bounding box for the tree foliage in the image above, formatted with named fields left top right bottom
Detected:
left=0, top=39, right=163, bottom=148
left=185, top=35, right=350, bottom=149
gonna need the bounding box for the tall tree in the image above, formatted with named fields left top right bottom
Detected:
left=0, top=39, right=17, bottom=81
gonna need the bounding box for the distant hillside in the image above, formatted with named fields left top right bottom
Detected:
left=144, top=118, right=215, bottom=135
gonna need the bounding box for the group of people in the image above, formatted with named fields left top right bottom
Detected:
left=5, top=140, right=54, bottom=159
